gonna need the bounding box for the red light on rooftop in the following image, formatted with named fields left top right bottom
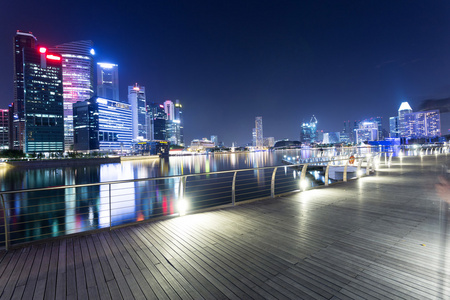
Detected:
left=39, top=47, right=47, bottom=54
left=133, top=87, right=140, bottom=91
left=159, top=104, right=164, bottom=108
left=46, top=54, right=61, bottom=61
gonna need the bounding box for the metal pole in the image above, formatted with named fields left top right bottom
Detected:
left=1, top=194, right=9, bottom=251
left=343, top=161, right=348, bottom=182
left=270, top=167, right=278, bottom=198
left=109, top=184, right=112, bottom=230
left=325, top=162, right=331, bottom=186
left=232, top=171, right=237, bottom=205
left=300, top=164, right=309, bottom=191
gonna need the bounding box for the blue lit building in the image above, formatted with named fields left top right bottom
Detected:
left=97, top=63, right=119, bottom=101
left=300, top=115, right=318, bottom=144
left=73, top=97, right=132, bottom=152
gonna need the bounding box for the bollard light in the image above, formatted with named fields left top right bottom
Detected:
left=357, top=170, right=363, bottom=177
left=300, top=179, right=308, bottom=191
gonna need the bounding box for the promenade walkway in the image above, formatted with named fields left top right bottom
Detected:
left=0, top=155, right=449, bottom=299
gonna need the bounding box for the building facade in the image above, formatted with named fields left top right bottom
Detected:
left=51, top=40, right=95, bottom=151
left=254, top=116, right=263, bottom=148
left=12, top=31, right=37, bottom=150
left=389, top=116, right=399, bottom=138
left=0, top=109, right=8, bottom=149
left=97, top=63, right=119, bottom=100
left=73, top=97, right=132, bottom=152
left=403, top=110, right=441, bottom=139
left=128, top=84, right=147, bottom=141
left=355, top=121, right=378, bottom=144
left=398, top=102, right=413, bottom=138
left=23, top=46, right=64, bottom=153
left=300, top=115, right=318, bottom=144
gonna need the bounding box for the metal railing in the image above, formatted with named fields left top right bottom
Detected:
left=0, top=146, right=448, bottom=250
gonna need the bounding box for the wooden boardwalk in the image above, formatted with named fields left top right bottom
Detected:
left=0, top=155, right=450, bottom=299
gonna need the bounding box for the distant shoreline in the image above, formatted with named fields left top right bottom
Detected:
left=3, top=155, right=159, bottom=169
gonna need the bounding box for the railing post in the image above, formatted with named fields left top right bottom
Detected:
left=1, top=194, right=9, bottom=251
left=109, top=184, right=112, bottom=230
left=178, top=176, right=186, bottom=200
left=300, top=164, right=309, bottom=191
left=271, top=167, right=278, bottom=198
left=343, top=161, right=348, bottom=182
left=232, top=171, right=237, bottom=205
left=325, top=162, right=331, bottom=186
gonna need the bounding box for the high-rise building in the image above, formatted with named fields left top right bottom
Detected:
left=389, top=116, right=399, bottom=138
left=211, top=135, right=218, bottom=146
left=174, top=100, right=184, bottom=146
left=147, top=102, right=166, bottom=140
left=300, top=115, right=317, bottom=144
left=97, top=63, right=119, bottom=100
left=398, top=102, right=413, bottom=138
left=23, top=46, right=64, bottom=153
left=355, top=121, right=378, bottom=143
left=12, top=31, right=37, bottom=150
left=73, top=97, right=132, bottom=152
left=50, top=40, right=95, bottom=151
left=323, top=132, right=341, bottom=144
left=255, top=116, right=263, bottom=148
left=0, top=109, right=9, bottom=149
left=163, top=100, right=184, bottom=145
left=128, top=84, right=147, bottom=141
left=404, top=110, right=441, bottom=139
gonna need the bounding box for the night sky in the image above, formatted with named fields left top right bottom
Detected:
left=1, top=1, right=450, bottom=145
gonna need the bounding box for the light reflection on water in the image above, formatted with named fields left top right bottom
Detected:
left=0, top=147, right=395, bottom=245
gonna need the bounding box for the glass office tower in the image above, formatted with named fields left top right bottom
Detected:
left=97, top=63, right=119, bottom=101
left=12, top=30, right=37, bottom=150
left=51, top=40, right=95, bottom=151
left=74, top=97, right=132, bottom=152
left=23, top=46, right=64, bottom=153
left=128, top=84, right=147, bottom=141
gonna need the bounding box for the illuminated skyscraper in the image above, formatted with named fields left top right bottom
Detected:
left=255, top=116, right=263, bottom=148
left=73, top=97, right=132, bottom=152
left=147, top=102, right=166, bottom=140
left=50, top=40, right=94, bottom=150
left=404, top=110, right=440, bottom=139
left=355, top=121, right=378, bottom=143
left=23, top=46, right=64, bottom=153
left=389, top=116, right=399, bottom=138
left=128, top=84, right=147, bottom=141
left=12, top=30, right=37, bottom=150
left=398, top=101, right=413, bottom=138
left=0, top=109, right=8, bottom=149
left=164, top=100, right=184, bottom=145
left=97, top=63, right=119, bottom=100
left=300, top=115, right=317, bottom=144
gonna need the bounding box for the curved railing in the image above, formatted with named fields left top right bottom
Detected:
left=0, top=146, right=448, bottom=250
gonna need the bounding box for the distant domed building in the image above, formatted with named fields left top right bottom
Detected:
left=273, top=140, right=302, bottom=149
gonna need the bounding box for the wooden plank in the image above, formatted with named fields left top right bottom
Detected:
left=85, top=235, right=111, bottom=299
left=1, top=246, right=31, bottom=299
left=73, top=237, right=88, bottom=300
left=97, top=233, right=135, bottom=300
left=132, top=226, right=222, bottom=299
left=55, top=239, right=66, bottom=300
left=33, top=242, right=53, bottom=300
left=79, top=237, right=100, bottom=300
left=20, top=244, right=45, bottom=300
left=65, top=238, right=77, bottom=299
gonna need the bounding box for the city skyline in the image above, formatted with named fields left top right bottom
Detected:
left=1, top=1, right=450, bottom=145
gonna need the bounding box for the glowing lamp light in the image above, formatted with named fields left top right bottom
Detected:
left=178, top=199, right=189, bottom=216
left=39, top=47, right=47, bottom=54
left=357, top=170, right=363, bottom=177
left=90, top=48, right=95, bottom=55
left=159, top=104, right=164, bottom=108
left=300, top=179, right=308, bottom=190
left=133, top=87, right=140, bottom=91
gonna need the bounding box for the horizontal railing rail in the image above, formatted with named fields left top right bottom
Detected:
left=0, top=146, right=448, bottom=250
